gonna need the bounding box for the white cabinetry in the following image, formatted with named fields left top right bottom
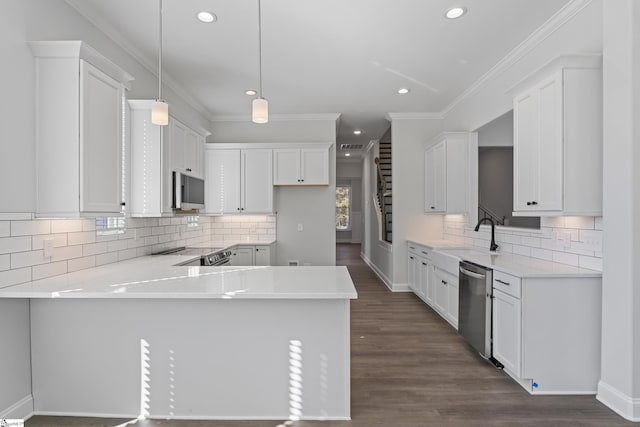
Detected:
left=424, top=133, right=475, bottom=215
left=407, top=243, right=433, bottom=304
left=230, top=246, right=255, bottom=266
left=273, top=146, right=330, bottom=186
left=204, top=148, right=273, bottom=214
left=491, top=270, right=602, bottom=393
left=171, top=118, right=205, bottom=179
left=128, top=100, right=173, bottom=217
left=510, top=55, right=603, bottom=216
left=433, top=267, right=459, bottom=329
left=30, top=41, right=133, bottom=217
left=255, top=245, right=274, bottom=266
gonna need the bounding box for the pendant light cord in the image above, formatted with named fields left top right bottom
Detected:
left=258, top=0, right=263, bottom=99
left=158, top=0, right=163, bottom=100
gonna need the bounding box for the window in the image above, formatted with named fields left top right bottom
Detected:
left=96, top=216, right=126, bottom=236
left=336, top=186, right=351, bottom=230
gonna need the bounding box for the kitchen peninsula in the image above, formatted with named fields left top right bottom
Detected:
left=0, top=256, right=357, bottom=421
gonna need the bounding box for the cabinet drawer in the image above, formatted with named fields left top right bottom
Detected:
left=407, top=242, right=432, bottom=260
left=493, top=270, right=521, bottom=299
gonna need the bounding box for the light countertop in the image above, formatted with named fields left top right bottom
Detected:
left=188, top=239, right=276, bottom=250
left=409, top=239, right=601, bottom=279
left=0, top=245, right=357, bottom=299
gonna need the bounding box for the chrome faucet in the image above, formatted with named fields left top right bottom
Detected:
left=474, top=218, right=499, bottom=252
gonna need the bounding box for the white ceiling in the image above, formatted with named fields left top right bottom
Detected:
left=66, top=0, right=569, bottom=154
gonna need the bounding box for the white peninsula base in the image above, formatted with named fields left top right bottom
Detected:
left=30, top=297, right=351, bottom=421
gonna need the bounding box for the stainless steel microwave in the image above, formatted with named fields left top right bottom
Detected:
left=172, top=171, right=205, bottom=210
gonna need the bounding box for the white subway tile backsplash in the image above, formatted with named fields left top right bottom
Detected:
left=68, top=256, right=96, bottom=273
left=83, top=242, right=109, bottom=256
left=0, top=267, right=31, bottom=288
left=0, top=222, right=9, bottom=237
left=118, top=248, right=137, bottom=261
left=68, top=231, right=96, bottom=246
left=0, top=254, right=9, bottom=271
left=95, top=252, right=118, bottom=267
left=32, top=261, right=68, bottom=281
left=82, top=219, right=96, bottom=232
left=443, top=216, right=602, bottom=270
left=51, top=219, right=83, bottom=233
left=11, top=250, right=47, bottom=269
left=0, top=236, right=31, bottom=254
left=32, top=233, right=68, bottom=250
left=11, top=220, right=50, bottom=236
left=51, top=245, right=83, bottom=262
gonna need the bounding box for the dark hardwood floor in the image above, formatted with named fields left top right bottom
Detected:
left=27, top=243, right=632, bottom=427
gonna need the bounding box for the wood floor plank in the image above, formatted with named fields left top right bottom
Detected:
left=26, top=243, right=633, bottom=426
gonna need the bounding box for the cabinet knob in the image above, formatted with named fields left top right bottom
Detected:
left=527, top=201, right=538, bottom=206
left=430, top=206, right=435, bottom=210
left=237, top=208, right=240, bottom=211
left=441, top=280, right=447, bottom=285
left=301, top=179, right=304, bottom=182
left=186, top=168, right=192, bottom=172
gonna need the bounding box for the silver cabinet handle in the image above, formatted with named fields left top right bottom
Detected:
left=495, top=279, right=511, bottom=286
left=459, top=266, right=485, bottom=279
left=421, top=251, right=429, bottom=255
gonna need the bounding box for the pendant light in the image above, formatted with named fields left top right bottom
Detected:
left=252, top=0, right=268, bottom=124
left=152, top=0, right=169, bottom=126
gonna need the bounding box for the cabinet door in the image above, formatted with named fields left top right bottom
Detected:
left=300, top=148, right=329, bottom=185
left=162, top=125, right=173, bottom=214
left=433, top=268, right=449, bottom=316
left=447, top=278, right=459, bottom=329
left=418, top=258, right=431, bottom=301
left=255, top=246, right=271, bottom=266
left=171, top=119, right=187, bottom=172
left=424, top=263, right=434, bottom=306
left=408, top=254, right=418, bottom=294
left=424, top=143, right=446, bottom=213
left=536, top=72, right=563, bottom=211
left=184, top=131, right=203, bottom=178
left=204, top=149, right=241, bottom=214
left=242, top=149, right=273, bottom=213
left=493, top=289, right=522, bottom=376
left=273, top=149, right=300, bottom=185
left=231, top=246, right=255, bottom=266
left=79, top=61, right=123, bottom=213
left=513, top=90, right=538, bottom=211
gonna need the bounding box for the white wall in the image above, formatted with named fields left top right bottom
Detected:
left=597, top=0, right=640, bottom=421
left=390, top=117, right=443, bottom=288
left=208, top=117, right=338, bottom=266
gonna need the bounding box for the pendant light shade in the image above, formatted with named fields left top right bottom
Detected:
left=252, top=0, right=268, bottom=124
left=252, top=98, right=268, bottom=124
left=152, top=0, right=169, bottom=126
left=151, top=100, right=169, bottom=125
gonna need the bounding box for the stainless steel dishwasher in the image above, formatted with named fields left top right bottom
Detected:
left=458, top=260, right=503, bottom=367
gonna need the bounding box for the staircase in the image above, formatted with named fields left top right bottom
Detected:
left=376, top=139, right=392, bottom=243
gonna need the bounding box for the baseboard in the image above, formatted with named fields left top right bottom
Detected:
left=34, top=411, right=350, bottom=421
left=360, top=252, right=393, bottom=291
left=336, top=239, right=362, bottom=244
left=597, top=380, right=640, bottom=421
left=0, top=395, right=34, bottom=421
left=392, top=283, right=411, bottom=292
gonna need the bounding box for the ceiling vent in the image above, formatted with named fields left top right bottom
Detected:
left=340, top=144, right=364, bottom=150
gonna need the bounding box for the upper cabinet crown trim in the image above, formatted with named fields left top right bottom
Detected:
left=29, top=41, right=134, bottom=90
left=206, top=142, right=333, bottom=151
left=505, top=54, right=602, bottom=96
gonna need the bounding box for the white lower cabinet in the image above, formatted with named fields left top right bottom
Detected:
left=407, top=242, right=457, bottom=329
left=492, top=288, right=521, bottom=377
left=491, top=270, right=602, bottom=394
left=229, top=244, right=274, bottom=266
left=230, top=246, right=254, bottom=266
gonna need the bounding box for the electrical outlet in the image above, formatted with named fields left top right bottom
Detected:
left=581, top=230, right=603, bottom=251
left=43, top=238, right=54, bottom=258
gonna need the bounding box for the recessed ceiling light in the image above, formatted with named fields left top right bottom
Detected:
left=345, top=153, right=351, bottom=157
left=445, top=6, right=467, bottom=19
left=397, top=88, right=410, bottom=94
left=245, top=89, right=257, bottom=96
left=353, top=130, right=362, bottom=135
left=197, top=11, right=217, bottom=23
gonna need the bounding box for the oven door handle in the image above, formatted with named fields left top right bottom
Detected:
left=459, top=266, right=485, bottom=280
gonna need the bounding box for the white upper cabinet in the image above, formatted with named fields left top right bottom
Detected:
left=205, top=148, right=273, bottom=214
left=509, top=54, right=603, bottom=216
left=30, top=41, right=133, bottom=217
left=128, top=100, right=173, bottom=217
left=273, top=146, right=330, bottom=186
left=424, top=133, right=475, bottom=215
left=170, top=118, right=205, bottom=179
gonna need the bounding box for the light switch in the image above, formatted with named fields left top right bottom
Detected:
left=43, top=238, right=54, bottom=258
left=297, top=223, right=303, bottom=232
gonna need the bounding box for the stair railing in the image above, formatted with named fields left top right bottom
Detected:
left=478, top=204, right=506, bottom=226
left=374, top=157, right=392, bottom=242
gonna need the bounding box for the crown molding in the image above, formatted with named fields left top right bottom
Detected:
left=211, top=113, right=342, bottom=123
left=65, top=0, right=212, bottom=120
left=386, top=112, right=444, bottom=121
left=441, top=0, right=594, bottom=117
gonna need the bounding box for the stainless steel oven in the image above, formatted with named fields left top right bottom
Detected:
left=458, top=260, right=494, bottom=359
